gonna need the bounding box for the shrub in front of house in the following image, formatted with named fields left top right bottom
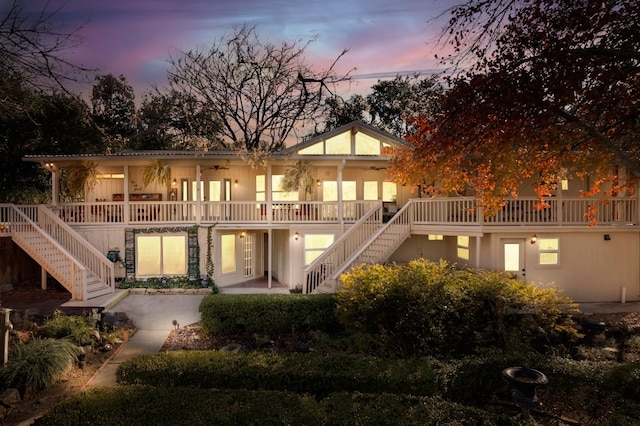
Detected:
left=116, top=351, right=441, bottom=397
left=335, top=259, right=580, bottom=357
left=40, top=310, right=95, bottom=346
left=118, top=275, right=219, bottom=292
left=199, top=293, right=340, bottom=334
left=0, top=338, right=79, bottom=394
left=35, top=386, right=520, bottom=426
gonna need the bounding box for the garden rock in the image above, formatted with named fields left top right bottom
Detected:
left=1, top=388, right=21, bottom=406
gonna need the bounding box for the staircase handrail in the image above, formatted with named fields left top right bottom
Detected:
left=38, top=205, right=115, bottom=292
left=331, top=200, right=413, bottom=283
left=303, top=201, right=382, bottom=293
left=9, top=205, right=88, bottom=300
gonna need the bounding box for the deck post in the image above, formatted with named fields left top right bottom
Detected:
left=41, top=266, right=47, bottom=290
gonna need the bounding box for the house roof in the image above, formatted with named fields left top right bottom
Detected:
left=23, top=121, right=409, bottom=164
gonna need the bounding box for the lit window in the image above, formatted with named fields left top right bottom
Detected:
left=382, top=182, right=397, bottom=202
left=355, top=133, right=381, bottom=155
left=272, top=175, right=299, bottom=201
left=538, top=238, right=559, bottom=265
left=304, top=234, right=334, bottom=265
left=221, top=234, right=236, bottom=274
left=457, top=235, right=469, bottom=260
left=136, top=234, right=186, bottom=276
left=428, top=235, right=443, bottom=241
left=325, top=132, right=351, bottom=154
left=363, top=181, right=378, bottom=200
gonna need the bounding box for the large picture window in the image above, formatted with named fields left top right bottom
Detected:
left=136, top=234, right=186, bottom=276
left=457, top=235, right=470, bottom=260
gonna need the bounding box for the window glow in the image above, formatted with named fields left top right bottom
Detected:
left=221, top=234, right=236, bottom=274
left=382, top=182, right=397, bottom=202
left=299, top=142, right=324, bottom=155
left=363, top=181, right=378, bottom=200
left=538, top=238, right=559, bottom=265
left=304, top=234, right=334, bottom=265
left=503, top=243, right=520, bottom=271
left=428, top=235, right=444, bottom=240
left=355, top=133, right=380, bottom=155
left=136, top=234, right=186, bottom=276
left=325, top=133, right=351, bottom=154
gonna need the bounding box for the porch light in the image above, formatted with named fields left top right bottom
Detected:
left=530, top=234, right=537, bottom=245
left=235, top=179, right=238, bottom=186
left=240, top=231, right=245, bottom=238
left=316, top=179, right=321, bottom=186
left=172, top=179, right=177, bottom=187
left=294, top=232, right=299, bottom=240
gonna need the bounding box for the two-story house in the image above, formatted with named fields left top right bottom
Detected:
left=2, top=121, right=638, bottom=303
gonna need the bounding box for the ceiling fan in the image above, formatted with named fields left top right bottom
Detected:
left=208, top=165, right=229, bottom=170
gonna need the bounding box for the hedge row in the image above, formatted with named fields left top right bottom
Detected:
left=117, top=351, right=442, bottom=397
left=34, top=387, right=519, bottom=426
left=116, top=350, right=640, bottom=415
left=199, top=293, right=340, bottom=334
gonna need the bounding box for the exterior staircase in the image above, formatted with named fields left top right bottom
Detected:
left=304, top=201, right=412, bottom=294
left=6, top=205, right=114, bottom=301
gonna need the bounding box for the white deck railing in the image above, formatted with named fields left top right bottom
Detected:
left=303, top=202, right=383, bottom=294
left=7, top=205, right=87, bottom=300
left=412, top=196, right=638, bottom=226
left=56, top=200, right=379, bottom=225
left=37, top=206, right=115, bottom=295
left=9, top=196, right=638, bottom=228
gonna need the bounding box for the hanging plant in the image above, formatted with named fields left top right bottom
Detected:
left=142, top=160, right=172, bottom=189
left=65, top=161, right=99, bottom=199
left=282, top=160, right=314, bottom=200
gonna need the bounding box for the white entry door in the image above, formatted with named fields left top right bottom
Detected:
left=502, top=239, right=526, bottom=280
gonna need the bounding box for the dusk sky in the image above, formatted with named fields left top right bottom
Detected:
left=13, top=0, right=460, bottom=98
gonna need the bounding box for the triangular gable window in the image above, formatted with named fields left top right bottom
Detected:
left=325, top=132, right=351, bottom=154
left=355, top=133, right=380, bottom=155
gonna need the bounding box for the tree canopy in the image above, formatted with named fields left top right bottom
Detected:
left=166, top=24, right=350, bottom=154
left=388, top=0, right=640, bottom=215
left=322, top=75, right=442, bottom=137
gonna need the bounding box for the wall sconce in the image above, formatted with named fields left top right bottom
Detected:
left=44, top=162, right=56, bottom=171
left=172, top=178, right=177, bottom=187
left=294, top=232, right=299, bottom=240
left=604, top=234, right=611, bottom=241
left=235, top=179, right=238, bottom=186
left=240, top=231, right=245, bottom=238
left=316, top=179, right=321, bottom=186
left=530, top=234, right=537, bottom=245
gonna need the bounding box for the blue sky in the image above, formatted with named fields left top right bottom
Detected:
left=11, top=0, right=459, bottom=97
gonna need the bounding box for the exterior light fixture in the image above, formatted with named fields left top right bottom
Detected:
left=294, top=232, right=299, bottom=240
left=235, top=179, right=238, bottom=186
left=172, top=179, right=177, bottom=187
left=240, top=231, right=245, bottom=238
left=316, top=179, right=321, bottom=186
left=530, top=234, right=537, bottom=245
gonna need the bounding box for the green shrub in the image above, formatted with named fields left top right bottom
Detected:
left=0, top=338, right=79, bottom=392
left=336, top=259, right=579, bottom=356
left=118, top=275, right=219, bottom=292
left=35, top=387, right=518, bottom=426
left=41, top=310, right=94, bottom=346
left=116, top=351, right=441, bottom=397
left=199, top=293, right=340, bottom=334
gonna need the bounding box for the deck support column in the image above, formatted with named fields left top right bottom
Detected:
left=41, top=266, right=47, bottom=290
left=267, top=228, right=272, bottom=289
